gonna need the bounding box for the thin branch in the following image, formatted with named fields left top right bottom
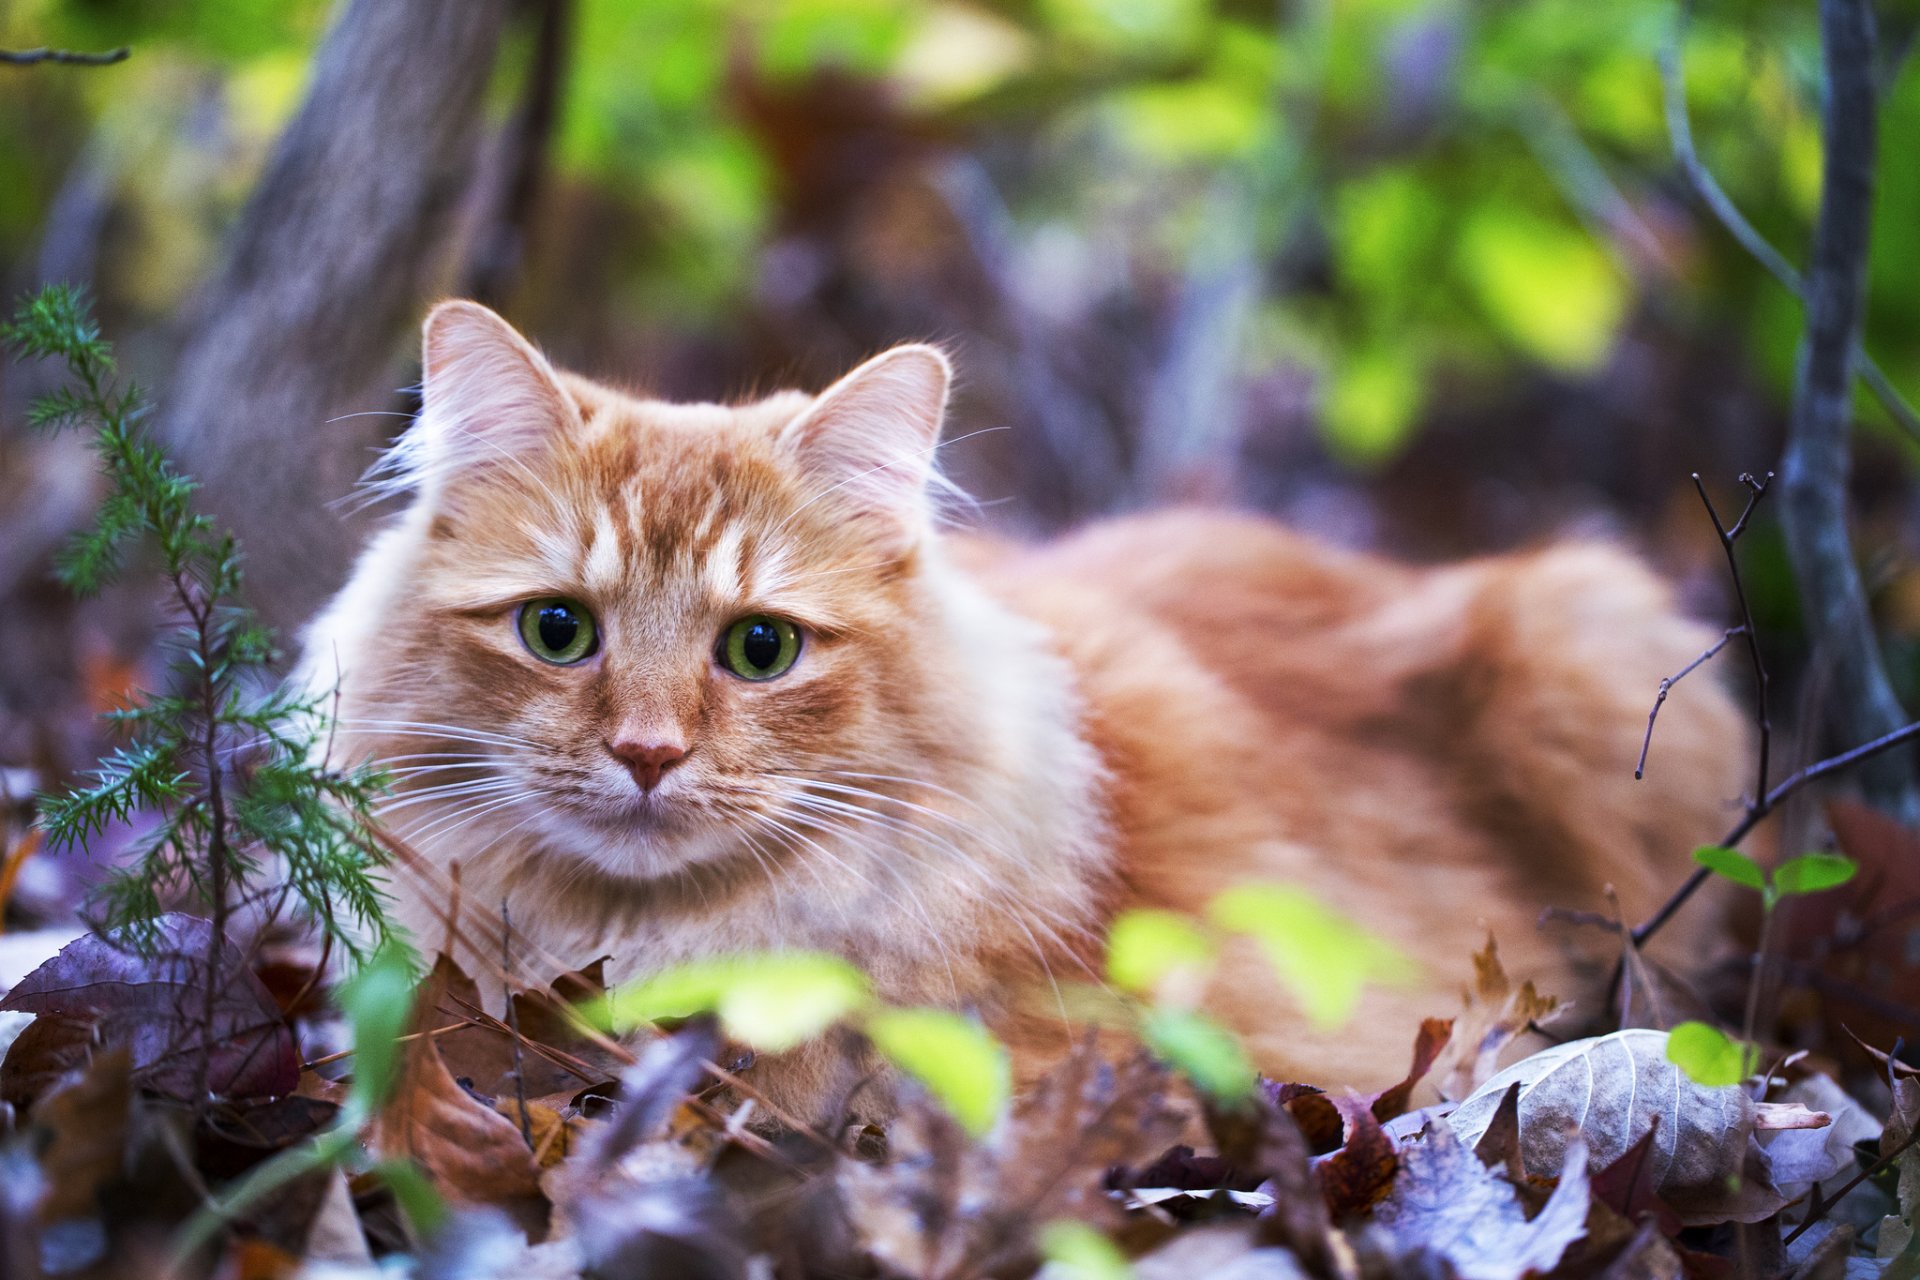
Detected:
left=1632, top=718, right=1920, bottom=945
left=1637, top=473, right=1771, bottom=792
left=1783, top=1115, right=1920, bottom=1245
left=1661, top=5, right=1920, bottom=445
left=0, top=46, right=129, bottom=67
left=1637, top=627, right=1743, bottom=779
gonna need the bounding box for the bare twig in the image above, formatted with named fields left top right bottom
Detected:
left=1783, top=1117, right=1920, bottom=1245
left=1637, top=627, right=1743, bottom=779
left=0, top=46, right=128, bottom=66
left=1632, top=718, right=1920, bottom=945
left=1661, top=4, right=1920, bottom=445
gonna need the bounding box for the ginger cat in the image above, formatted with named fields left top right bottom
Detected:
left=303, top=301, right=1745, bottom=1123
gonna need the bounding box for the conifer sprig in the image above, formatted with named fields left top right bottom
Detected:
left=3, top=285, right=393, bottom=982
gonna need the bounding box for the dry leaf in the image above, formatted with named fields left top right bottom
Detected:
left=1445, top=1029, right=1820, bottom=1226
left=372, top=956, right=541, bottom=1207
left=0, top=916, right=299, bottom=1102
left=1313, top=1093, right=1397, bottom=1218
left=1431, top=936, right=1561, bottom=1102
left=32, top=1047, right=131, bottom=1221
left=1373, top=1122, right=1590, bottom=1280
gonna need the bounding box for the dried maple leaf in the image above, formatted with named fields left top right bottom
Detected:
left=0, top=915, right=299, bottom=1103
left=1430, top=936, right=1562, bottom=1102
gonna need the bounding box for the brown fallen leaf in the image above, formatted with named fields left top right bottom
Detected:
left=1431, top=935, right=1562, bottom=1102
left=372, top=955, right=542, bottom=1207
left=33, top=1047, right=131, bottom=1222
left=1313, top=1092, right=1397, bottom=1218
left=0, top=1012, right=96, bottom=1111
left=1274, top=1015, right=1452, bottom=1153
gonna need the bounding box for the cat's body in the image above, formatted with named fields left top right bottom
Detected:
left=304, top=302, right=1744, bottom=1122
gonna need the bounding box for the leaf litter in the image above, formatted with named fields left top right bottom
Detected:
left=0, top=917, right=1907, bottom=1279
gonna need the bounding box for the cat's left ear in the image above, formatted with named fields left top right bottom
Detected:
left=779, top=344, right=951, bottom=553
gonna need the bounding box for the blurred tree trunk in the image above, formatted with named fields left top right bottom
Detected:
left=162, top=0, right=516, bottom=635
left=1778, top=0, right=1919, bottom=820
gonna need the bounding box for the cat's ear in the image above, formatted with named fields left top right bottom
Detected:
left=407, top=300, right=576, bottom=506
left=779, top=344, right=951, bottom=553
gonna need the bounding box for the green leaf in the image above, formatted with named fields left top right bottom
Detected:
left=1665, top=1021, right=1756, bottom=1088
left=1455, top=205, right=1627, bottom=373
left=1105, top=908, right=1215, bottom=996
left=335, top=943, right=418, bottom=1113
left=1692, top=845, right=1766, bottom=893
left=1038, top=1220, right=1134, bottom=1280
left=372, top=1158, right=450, bottom=1239
left=603, top=951, right=870, bottom=1052
left=866, top=1007, right=1010, bottom=1137
left=1323, top=347, right=1426, bottom=467
left=1140, top=1007, right=1255, bottom=1102
left=1208, top=884, right=1414, bottom=1029
left=1771, top=852, right=1858, bottom=898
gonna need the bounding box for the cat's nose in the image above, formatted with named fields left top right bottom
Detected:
left=608, top=738, right=688, bottom=792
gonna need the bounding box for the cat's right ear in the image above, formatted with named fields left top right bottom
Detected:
left=405, top=300, right=576, bottom=507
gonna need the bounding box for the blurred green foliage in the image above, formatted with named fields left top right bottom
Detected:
left=4, top=0, right=1918, bottom=464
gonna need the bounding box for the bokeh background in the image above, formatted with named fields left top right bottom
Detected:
left=4, top=0, right=1920, bottom=831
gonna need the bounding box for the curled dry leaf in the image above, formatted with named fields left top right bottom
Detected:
left=1445, top=1029, right=1831, bottom=1226
left=1273, top=1016, right=1452, bottom=1154
left=1313, top=1093, right=1398, bottom=1219
left=0, top=915, right=298, bottom=1103
left=372, top=955, right=542, bottom=1208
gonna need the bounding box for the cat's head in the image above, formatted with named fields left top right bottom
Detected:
left=315, top=301, right=981, bottom=884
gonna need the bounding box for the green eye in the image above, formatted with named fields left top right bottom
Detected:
left=517, top=598, right=598, bottom=665
left=719, top=615, right=801, bottom=681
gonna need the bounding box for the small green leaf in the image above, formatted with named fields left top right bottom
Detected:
left=336, top=943, right=418, bottom=1113
left=1692, top=845, right=1766, bottom=892
left=1208, top=884, right=1414, bottom=1029
left=866, top=1007, right=1010, bottom=1137
left=1106, top=908, right=1215, bottom=997
left=1666, top=1021, right=1756, bottom=1088
left=603, top=951, right=870, bottom=1052
left=1140, top=1007, right=1255, bottom=1101
left=1038, top=1220, right=1134, bottom=1279
left=1771, top=852, right=1858, bottom=898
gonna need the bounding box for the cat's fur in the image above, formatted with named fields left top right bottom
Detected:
left=304, top=301, right=1745, bottom=1122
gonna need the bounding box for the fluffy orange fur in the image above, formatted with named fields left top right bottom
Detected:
left=303, top=301, right=1745, bottom=1123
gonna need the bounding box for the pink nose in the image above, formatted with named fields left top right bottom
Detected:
left=608, top=739, right=687, bottom=791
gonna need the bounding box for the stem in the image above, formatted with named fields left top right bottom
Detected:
left=182, top=570, right=233, bottom=1114
left=1633, top=718, right=1920, bottom=944
left=1739, top=902, right=1775, bottom=1078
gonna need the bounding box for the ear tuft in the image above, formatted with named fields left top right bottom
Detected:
left=780, top=344, right=952, bottom=552
left=401, top=300, right=574, bottom=505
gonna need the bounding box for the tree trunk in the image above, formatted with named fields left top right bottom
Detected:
left=1778, top=0, right=1919, bottom=818
left=162, top=0, right=515, bottom=634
